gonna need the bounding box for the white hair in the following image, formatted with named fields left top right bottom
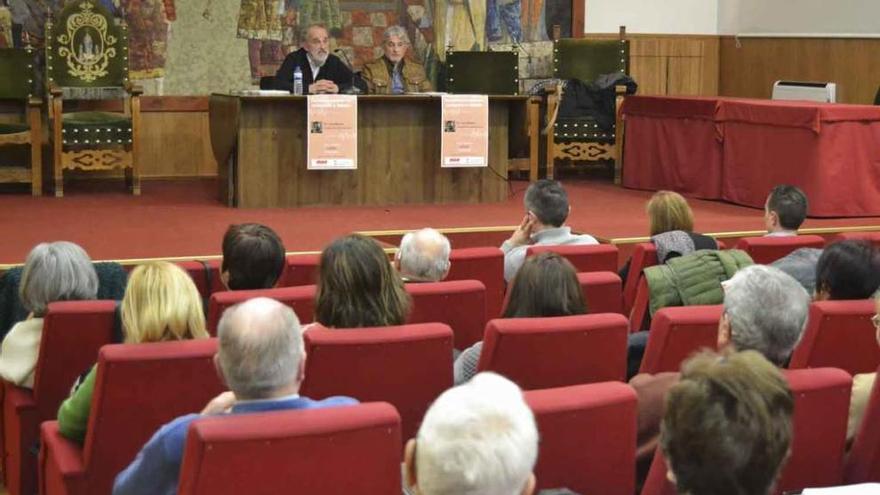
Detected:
left=398, top=228, right=451, bottom=282
left=722, top=265, right=810, bottom=366
left=217, top=297, right=303, bottom=400
left=19, top=241, right=98, bottom=316
left=383, top=25, right=410, bottom=44
left=415, top=372, right=538, bottom=495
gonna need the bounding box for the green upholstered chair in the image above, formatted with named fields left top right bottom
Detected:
left=544, top=33, right=630, bottom=182
left=446, top=51, right=519, bottom=95
left=0, top=47, right=42, bottom=195
left=45, top=0, right=141, bottom=197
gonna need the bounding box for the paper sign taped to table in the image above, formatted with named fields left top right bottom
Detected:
left=440, top=94, right=488, bottom=168
left=307, top=95, right=357, bottom=170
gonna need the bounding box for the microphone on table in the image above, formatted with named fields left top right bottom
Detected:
left=334, top=48, right=363, bottom=95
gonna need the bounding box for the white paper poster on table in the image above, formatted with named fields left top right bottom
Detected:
left=306, top=94, right=358, bottom=170
left=440, top=94, right=489, bottom=168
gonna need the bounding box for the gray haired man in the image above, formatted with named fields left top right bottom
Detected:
left=396, top=228, right=451, bottom=283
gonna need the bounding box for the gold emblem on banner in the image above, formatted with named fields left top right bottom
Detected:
left=56, top=2, right=117, bottom=82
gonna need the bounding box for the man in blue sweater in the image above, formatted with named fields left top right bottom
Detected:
left=113, top=297, right=357, bottom=495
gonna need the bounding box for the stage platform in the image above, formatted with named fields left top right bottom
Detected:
left=1, top=178, right=878, bottom=267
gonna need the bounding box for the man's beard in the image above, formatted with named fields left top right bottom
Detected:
left=309, top=51, right=329, bottom=65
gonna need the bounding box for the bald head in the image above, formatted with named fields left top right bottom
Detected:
left=216, top=298, right=304, bottom=400
left=397, top=228, right=451, bottom=282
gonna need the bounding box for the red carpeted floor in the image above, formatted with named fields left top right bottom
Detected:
left=1, top=178, right=878, bottom=265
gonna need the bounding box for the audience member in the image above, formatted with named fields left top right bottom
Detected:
left=113, top=297, right=357, bottom=494
left=501, top=180, right=597, bottom=282
left=220, top=223, right=286, bottom=290
left=454, top=252, right=586, bottom=384
left=58, top=261, right=210, bottom=443
left=404, top=372, right=538, bottom=495
left=619, top=190, right=717, bottom=283
left=630, top=264, right=809, bottom=484
left=770, top=247, right=823, bottom=295
left=0, top=242, right=98, bottom=388
left=661, top=350, right=793, bottom=495
left=395, top=228, right=451, bottom=283
left=814, top=240, right=880, bottom=300
left=847, top=294, right=880, bottom=441
left=314, top=234, right=411, bottom=328
left=765, top=185, right=808, bottom=236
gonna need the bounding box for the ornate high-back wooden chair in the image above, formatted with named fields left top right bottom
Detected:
left=544, top=27, right=630, bottom=182
left=45, top=0, right=140, bottom=197
left=0, top=45, right=42, bottom=195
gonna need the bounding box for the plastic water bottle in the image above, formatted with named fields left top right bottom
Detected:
left=292, top=66, right=303, bottom=95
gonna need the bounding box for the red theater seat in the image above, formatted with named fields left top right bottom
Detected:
left=206, top=286, right=316, bottom=335
left=846, top=365, right=880, bottom=484
left=525, top=382, right=637, bottom=495
left=578, top=271, right=623, bottom=315
left=734, top=235, right=825, bottom=264
left=406, top=280, right=486, bottom=350
left=623, top=243, right=658, bottom=314
left=642, top=368, right=852, bottom=495
left=301, top=323, right=453, bottom=445
left=177, top=403, right=402, bottom=495
left=477, top=314, right=628, bottom=390
left=832, top=231, right=880, bottom=248
left=639, top=305, right=722, bottom=374
left=39, top=339, right=225, bottom=495
left=446, top=247, right=505, bottom=319
left=527, top=243, right=618, bottom=273
left=284, top=253, right=320, bottom=287
left=3, top=301, right=116, bottom=495
left=789, top=300, right=880, bottom=375
left=177, top=260, right=224, bottom=299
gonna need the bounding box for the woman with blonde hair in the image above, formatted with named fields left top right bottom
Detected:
left=57, top=261, right=208, bottom=443
left=620, top=191, right=717, bottom=282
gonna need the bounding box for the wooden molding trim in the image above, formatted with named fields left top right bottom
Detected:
left=584, top=33, right=721, bottom=40
left=69, top=96, right=208, bottom=113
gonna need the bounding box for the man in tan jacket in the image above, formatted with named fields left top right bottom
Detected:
left=361, top=25, right=432, bottom=94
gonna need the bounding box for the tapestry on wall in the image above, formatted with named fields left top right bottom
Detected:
left=0, top=0, right=571, bottom=94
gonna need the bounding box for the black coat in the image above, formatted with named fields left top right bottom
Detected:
left=274, top=48, right=363, bottom=93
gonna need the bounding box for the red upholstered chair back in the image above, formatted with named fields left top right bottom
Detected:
left=177, top=260, right=224, bottom=299
left=177, top=403, right=402, bottom=495
left=628, top=276, right=650, bottom=333
left=832, top=231, right=880, bottom=248
left=477, top=314, right=628, bottom=390
left=623, top=243, right=658, bottom=313
left=446, top=247, right=505, bottom=319
left=525, top=382, right=637, bottom=495
left=642, top=368, right=852, bottom=495
left=3, top=301, right=116, bottom=495
left=206, top=285, right=316, bottom=335
left=789, top=300, right=879, bottom=375
left=639, top=305, right=722, bottom=374
left=284, top=253, right=320, bottom=287
left=526, top=243, right=618, bottom=273
left=43, top=339, right=224, bottom=495
left=776, top=368, right=851, bottom=494
left=734, top=235, right=825, bottom=264
left=405, top=280, right=486, bottom=350
left=577, top=271, right=623, bottom=314
left=845, top=365, right=880, bottom=484
left=301, top=323, right=453, bottom=444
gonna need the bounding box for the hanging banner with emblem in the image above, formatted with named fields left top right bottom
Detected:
left=440, top=94, right=489, bottom=168
left=307, top=94, right=358, bottom=170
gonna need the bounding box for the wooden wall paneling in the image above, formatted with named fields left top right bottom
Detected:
left=139, top=112, right=218, bottom=178
left=667, top=56, right=703, bottom=96
left=719, top=37, right=880, bottom=104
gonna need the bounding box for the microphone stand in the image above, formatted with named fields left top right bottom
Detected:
left=334, top=48, right=363, bottom=95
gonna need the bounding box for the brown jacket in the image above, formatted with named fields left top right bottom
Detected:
left=361, top=57, right=432, bottom=94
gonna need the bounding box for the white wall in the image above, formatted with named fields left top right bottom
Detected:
left=718, top=0, right=880, bottom=36
left=584, top=0, right=719, bottom=35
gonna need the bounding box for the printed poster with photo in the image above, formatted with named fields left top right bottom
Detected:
left=306, top=95, right=358, bottom=170
left=440, top=94, right=489, bottom=168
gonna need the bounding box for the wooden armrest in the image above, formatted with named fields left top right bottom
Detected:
left=125, top=81, right=144, bottom=96
left=48, top=83, right=63, bottom=97
left=28, top=97, right=42, bottom=107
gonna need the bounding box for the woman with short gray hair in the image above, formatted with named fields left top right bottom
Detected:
left=0, top=242, right=98, bottom=388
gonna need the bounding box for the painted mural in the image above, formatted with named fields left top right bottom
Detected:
left=0, top=0, right=572, bottom=95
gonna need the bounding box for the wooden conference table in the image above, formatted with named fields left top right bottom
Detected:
left=621, top=95, right=880, bottom=217
left=209, top=93, right=532, bottom=208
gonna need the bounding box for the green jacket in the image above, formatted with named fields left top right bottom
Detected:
left=644, top=249, right=754, bottom=316
left=57, top=365, right=97, bottom=444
